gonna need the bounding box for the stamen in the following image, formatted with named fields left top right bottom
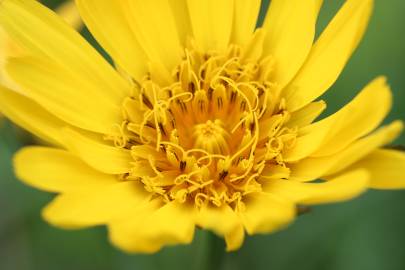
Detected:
left=147, top=155, right=163, bottom=178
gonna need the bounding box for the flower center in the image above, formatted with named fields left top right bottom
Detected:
left=193, top=120, right=230, bottom=155
left=108, top=39, right=298, bottom=209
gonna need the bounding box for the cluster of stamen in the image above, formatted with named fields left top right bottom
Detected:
left=109, top=42, right=298, bottom=210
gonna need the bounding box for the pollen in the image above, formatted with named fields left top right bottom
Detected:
left=110, top=38, right=298, bottom=210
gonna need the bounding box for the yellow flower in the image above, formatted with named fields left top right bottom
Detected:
left=0, top=0, right=404, bottom=253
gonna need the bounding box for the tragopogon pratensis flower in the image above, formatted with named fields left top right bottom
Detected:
left=0, top=0, right=404, bottom=253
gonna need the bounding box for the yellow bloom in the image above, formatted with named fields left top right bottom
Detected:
left=0, top=0, right=404, bottom=253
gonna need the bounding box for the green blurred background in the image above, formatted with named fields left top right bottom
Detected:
left=1, top=0, right=405, bottom=269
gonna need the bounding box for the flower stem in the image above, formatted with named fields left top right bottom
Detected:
left=205, top=232, right=225, bottom=270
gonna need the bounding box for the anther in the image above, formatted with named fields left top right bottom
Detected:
left=207, top=87, right=214, bottom=100
left=230, top=91, right=237, bottom=103
left=180, top=160, right=186, bottom=171
left=219, top=171, right=229, bottom=180
left=240, top=100, right=247, bottom=111
left=217, top=97, right=223, bottom=109
left=189, top=82, right=196, bottom=93
left=141, top=93, right=153, bottom=109
left=250, top=122, right=255, bottom=132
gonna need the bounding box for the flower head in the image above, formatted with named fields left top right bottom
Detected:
left=0, top=0, right=404, bottom=253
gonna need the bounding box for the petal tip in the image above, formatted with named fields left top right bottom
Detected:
left=12, top=146, right=36, bottom=182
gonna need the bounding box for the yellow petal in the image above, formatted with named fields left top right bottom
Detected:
left=196, top=204, right=238, bottom=235
left=284, top=76, right=391, bottom=161
left=315, top=0, right=324, bottom=11
left=325, top=122, right=403, bottom=176
left=14, top=147, right=118, bottom=193
left=261, top=165, right=291, bottom=180
left=0, top=27, right=23, bottom=90
left=283, top=115, right=335, bottom=162
left=76, top=0, right=148, bottom=80
left=187, top=0, right=234, bottom=52
left=0, top=0, right=130, bottom=101
left=56, top=0, right=83, bottom=30
left=63, top=128, right=133, bottom=174
left=312, top=77, right=392, bottom=157
left=286, top=100, right=326, bottom=128
left=284, top=0, right=374, bottom=111
left=43, top=181, right=150, bottom=229
left=262, top=0, right=323, bottom=88
left=109, top=201, right=195, bottom=253
left=107, top=200, right=161, bottom=253
left=224, top=223, right=244, bottom=252
left=0, top=86, right=65, bottom=145
left=289, top=121, right=403, bottom=182
left=348, top=149, right=405, bottom=189
left=264, top=169, right=369, bottom=205
left=7, top=56, right=121, bottom=133
left=241, top=193, right=295, bottom=235
left=241, top=29, right=265, bottom=62
left=169, top=0, right=193, bottom=45
left=125, top=0, right=183, bottom=70
left=231, top=0, right=261, bottom=46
